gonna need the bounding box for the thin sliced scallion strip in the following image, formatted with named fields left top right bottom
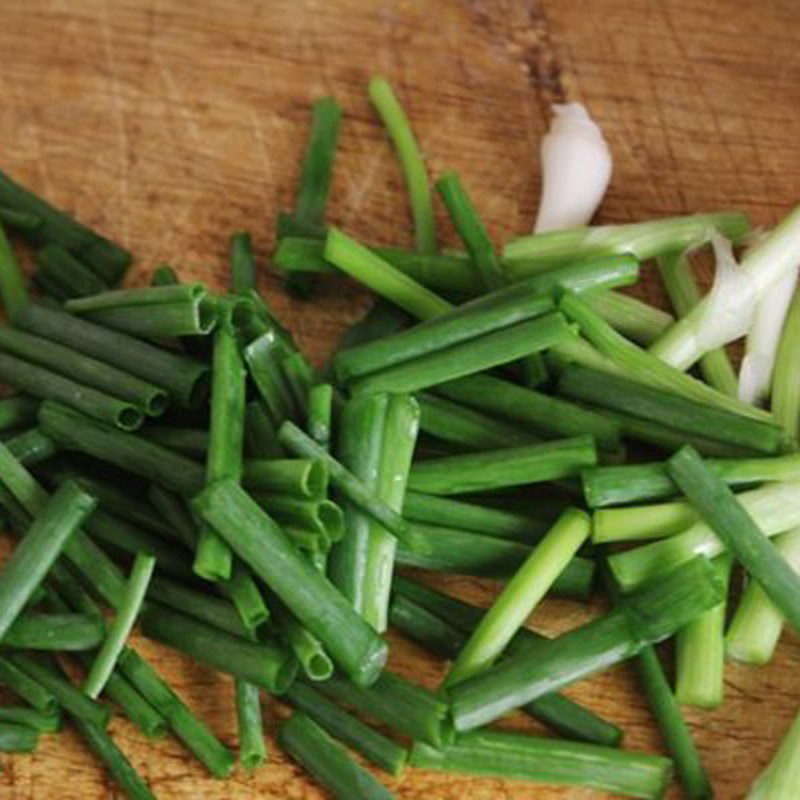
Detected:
left=83, top=553, right=156, bottom=699
left=445, top=508, right=590, bottom=686
left=369, top=76, right=435, bottom=255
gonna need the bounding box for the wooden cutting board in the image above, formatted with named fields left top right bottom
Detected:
left=1, top=1, right=800, bottom=797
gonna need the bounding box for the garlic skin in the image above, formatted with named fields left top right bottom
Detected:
left=534, top=103, right=613, bottom=234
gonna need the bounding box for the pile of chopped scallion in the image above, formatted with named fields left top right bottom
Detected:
left=0, top=75, right=799, bottom=800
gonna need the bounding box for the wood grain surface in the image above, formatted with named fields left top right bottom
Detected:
left=1, top=1, right=800, bottom=797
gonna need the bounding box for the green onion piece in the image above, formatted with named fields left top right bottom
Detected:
left=0, top=479, right=96, bottom=641
left=0, top=350, right=144, bottom=431
left=0, top=440, right=126, bottom=607
left=0, top=656, right=57, bottom=713
left=230, top=231, right=256, bottom=294
left=504, top=211, right=749, bottom=273
left=317, top=670, right=448, bottom=748
left=410, top=730, right=671, bottom=799
left=36, top=244, right=107, bottom=298
left=150, top=264, right=179, bottom=286
left=416, top=731, right=672, bottom=798
left=0, top=168, right=131, bottom=285
left=657, top=251, right=738, bottom=396
left=324, top=228, right=450, bottom=319
left=0, top=721, right=38, bottom=753
left=274, top=236, right=481, bottom=293
left=726, top=527, right=800, bottom=665
left=559, top=290, right=773, bottom=423
left=583, top=453, right=800, bottom=507
left=72, top=716, right=156, bottom=800
left=445, top=508, right=591, bottom=686
left=329, top=393, right=388, bottom=619
left=0, top=222, right=28, bottom=321
left=244, top=330, right=298, bottom=424
left=274, top=608, right=334, bottom=683
left=255, top=496, right=343, bottom=539
left=282, top=352, right=314, bottom=420
left=668, top=446, right=800, bottom=632
left=675, top=554, right=732, bottom=709
left=140, top=426, right=207, bottom=458
left=308, top=384, right=334, bottom=450
left=39, top=401, right=205, bottom=496
left=16, top=304, right=209, bottom=408
left=651, top=205, right=800, bottom=370
left=351, top=311, right=575, bottom=395
left=118, top=647, right=234, bottom=778
left=286, top=681, right=407, bottom=776
left=389, top=591, right=621, bottom=747
left=83, top=553, right=156, bottom=699
left=361, top=394, right=418, bottom=632
left=192, top=479, right=387, bottom=687
left=418, top=392, right=537, bottom=450
left=559, top=364, right=782, bottom=454
left=0, top=707, right=60, bottom=734
left=65, top=284, right=218, bottom=339
left=772, top=285, right=800, bottom=439
left=449, top=557, right=724, bottom=731
left=436, top=171, right=503, bottom=289
left=1, top=612, right=104, bottom=650
left=235, top=680, right=266, bottom=770
left=243, top=459, right=327, bottom=498
left=395, top=523, right=594, bottom=595
left=278, top=421, right=417, bottom=547
left=609, top=481, right=800, bottom=588
left=8, top=654, right=110, bottom=729
left=593, top=499, right=696, bottom=544
left=436, top=373, right=621, bottom=451
left=141, top=604, right=296, bottom=693
left=147, top=576, right=249, bottom=638
left=6, top=428, right=56, bottom=468
left=583, top=290, right=674, bottom=345
left=403, top=490, right=549, bottom=542
left=408, top=435, right=596, bottom=495
left=369, top=76, right=435, bottom=255
left=747, top=709, right=800, bottom=799
left=279, top=712, right=393, bottom=800
left=195, top=303, right=246, bottom=582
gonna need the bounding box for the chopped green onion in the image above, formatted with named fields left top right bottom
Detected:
left=36, top=244, right=107, bottom=298
left=83, top=553, right=156, bottom=699
left=656, top=252, right=738, bottom=396
left=141, top=604, right=296, bottom=693
left=583, top=453, right=800, bottom=507
left=445, top=508, right=590, bottom=685
left=16, top=304, right=209, bottom=408
left=243, top=458, right=327, bottom=498
left=504, top=211, right=749, bottom=273
left=0, top=722, right=38, bottom=754
left=408, top=435, right=596, bottom=495
left=0, top=707, right=60, bottom=734
left=771, top=284, right=800, bottom=439
left=308, top=383, right=334, bottom=450
left=324, top=228, right=450, bottom=319
left=449, top=557, right=724, bottom=731
left=436, top=373, right=621, bottom=451
left=558, top=364, right=782, bottom=454
left=410, top=729, right=671, bottom=799
left=140, top=425, right=207, bottom=458
left=317, top=670, right=448, bottom=748
left=1, top=612, right=104, bottom=651
left=192, top=478, right=387, bottom=687
left=369, top=76, right=435, bottom=255
left=235, top=680, right=266, bottom=770
left=279, top=712, right=393, bottom=800
left=0, top=656, right=57, bottom=713
left=668, top=446, right=800, bottom=633
left=118, top=647, right=234, bottom=778
left=230, top=231, right=256, bottom=294
left=0, top=479, right=96, bottom=642
left=583, top=290, right=674, bottom=345
left=726, top=527, right=800, bottom=665
left=675, top=554, right=732, bottom=709
left=286, top=681, right=407, bottom=776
